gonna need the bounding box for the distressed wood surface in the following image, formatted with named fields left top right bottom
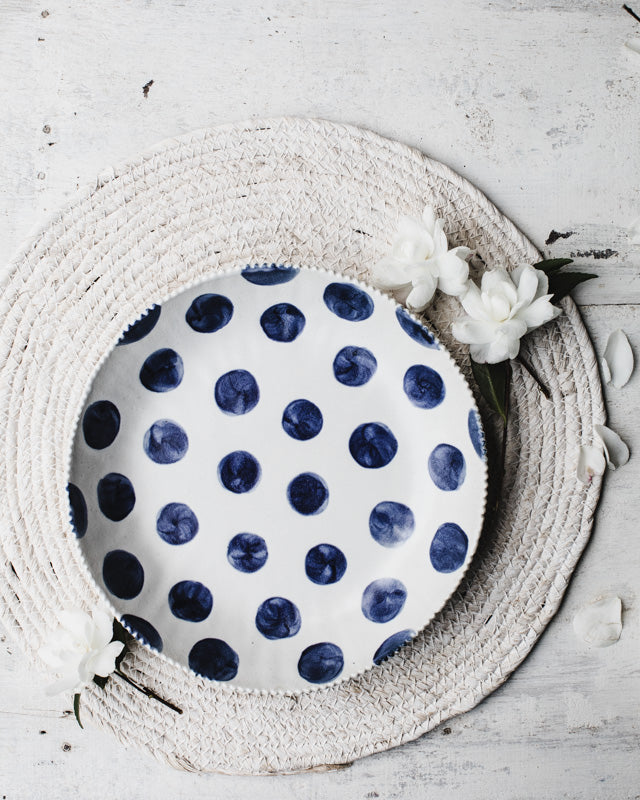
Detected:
left=1, top=1, right=639, bottom=798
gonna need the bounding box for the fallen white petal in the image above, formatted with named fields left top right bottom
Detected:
left=625, top=38, right=640, bottom=56
left=628, top=216, right=640, bottom=245
left=603, top=329, right=634, bottom=388
left=577, top=445, right=606, bottom=484
left=573, top=597, right=622, bottom=647
left=594, top=424, right=630, bottom=470
left=600, top=357, right=611, bottom=384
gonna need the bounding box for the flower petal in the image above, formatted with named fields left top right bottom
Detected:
left=57, top=609, right=92, bottom=642
left=370, top=256, right=413, bottom=290
left=452, top=317, right=497, bottom=345
left=516, top=295, right=561, bottom=331
left=603, top=329, right=634, bottom=389
left=90, top=609, right=114, bottom=650
left=86, top=641, right=124, bottom=678
left=393, top=216, right=434, bottom=261
left=577, top=445, right=606, bottom=484
left=594, top=424, right=630, bottom=470
left=460, top=281, right=490, bottom=321
left=573, top=597, right=622, bottom=647
left=45, top=673, right=85, bottom=696
left=406, top=275, right=437, bottom=311
left=480, top=269, right=518, bottom=306
left=421, top=205, right=437, bottom=232
left=435, top=250, right=470, bottom=296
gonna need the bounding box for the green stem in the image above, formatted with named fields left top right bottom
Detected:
left=515, top=354, right=551, bottom=400
left=114, top=669, right=182, bottom=714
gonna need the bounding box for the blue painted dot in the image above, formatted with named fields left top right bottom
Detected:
left=287, top=472, right=329, bottom=515
left=428, top=444, right=466, bottom=491
left=361, top=578, right=407, bottom=623
left=305, top=544, right=347, bottom=585
left=373, top=629, right=415, bottom=665
left=156, top=502, right=199, bottom=545
left=468, top=409, right=485, bottom=459
left=298, top=642, right=344, bottom=684
left=215, top=370, right=260, bottom=415
left=349, top=422, right=398, bottom=469
left=369, top=502, right=415, bottom=548
left=255, top=597, right=301, bottom=640
left=143, top=419, right=189, bottom=464
left=67, top=483, right=87, bottom=538
left=121, top=614, right=163, bottom=652
left=395, top=306, right=438, bottom=348
left=168, top=580, right=213, bottom=622
left=185, top=293, right=233, bottom=333
left=430, top=522, right=469, bottom=573
left=102, top=550, right=144, bottom=599
left=227, top=533, right=268, bottom=573
left=189, top=638, right=239, bottom=681
left=117, top=305, right=161, bottom=346
left=139, top=348, right=184, bottom=392
left=97, top=473, right=135, bottom=521
left=241, top=264, right=299, bottom=285
left=82, top=400, right=121, bottom=449
left=403, top=365, right=445, bottom=409
left=218, top=450, right=261, bottom=493
left=323, top=282, right=374, bottom=321
left=333, top=346, right=377, bottom=387
left=282, top=399, right=323, bottom=441
left=260, top=303, right=306, bottom=342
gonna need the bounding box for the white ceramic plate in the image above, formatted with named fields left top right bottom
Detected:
left=69, top=266, right=487, bottom=692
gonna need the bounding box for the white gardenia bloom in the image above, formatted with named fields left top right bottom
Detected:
left=451, top=264, right=561, bottom=364
left=38, top=608, right=124, bottom=695
left=371, top=205, right=472, bottom=312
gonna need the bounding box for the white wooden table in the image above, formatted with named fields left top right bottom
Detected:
left=1, top=2, right=639, bottom=797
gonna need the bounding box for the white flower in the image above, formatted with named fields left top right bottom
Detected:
left=38, top=608, right=124, bottom=695
left=451, top=264, right=561, bottom=364
left=371, top=206, right=472, bottom=311
left=577, top=445, right=606, bottom=484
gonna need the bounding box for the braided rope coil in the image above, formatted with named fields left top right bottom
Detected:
left=0, top=118, right=604, bottom=774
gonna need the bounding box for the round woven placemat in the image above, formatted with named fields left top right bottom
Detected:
left=0, top=118, right=604, bottom=775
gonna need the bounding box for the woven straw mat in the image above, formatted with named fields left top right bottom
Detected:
left=0, top=118, right=605, bottom=774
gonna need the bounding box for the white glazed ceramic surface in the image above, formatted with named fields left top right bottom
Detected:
left=69, top=266, right=487, bottom=692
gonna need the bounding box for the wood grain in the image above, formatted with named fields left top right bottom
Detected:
left=1, top=1, right=639, bottom=797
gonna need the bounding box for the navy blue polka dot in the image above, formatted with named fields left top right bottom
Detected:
left=241, top=264, right=299, bottom=285
left=305, top=544, right=347, bottom=585
left=287, top=472, right=329, bottom=515
left=255, top=597, right=301, bottom=640
left=189, top=638, right=238, bottom=681
left=403, top=365, right=445, bottom=409
left=67, top=483, right=87, bottom=538
left=468, top=409, right=485, bottom=459
left=215, top=370, right=260, bottom=415
left=117, top=305, right=161, bottom=346
left=395, top=306, right=438, bottom=348
left=428, top=444, right=466, bottom=491
left=282, top=399, right=323, bottom=441
left=143, top=419, right=189, bottom=464
left=185, top=294, right=233, bottom=333
left=361, top=578, right=407, bottom=623
left=369, top=502, right=415, bottom=548
left=260, top=303, right=306, bottom=342
left=373, top=629, right=415, bottom=665
left=298, top=642, right=344, bottom=684
left=323, top=282, right=374, bottom=321
left=156, top=502, right=199, bottom=545
left=168, top=580, right=213, bottom=622
left=121, top=614, right=163, bottom=652
left=139, top=348, right=184, bottom=392
left=227, top=533, right=268, bottom=573
left=333, top=346, right=377, bottom=387
left=97, top=473, right=135, bottom=521
left=349, top=422, right=398, bottom=469
left=103, top=550, right=144, bottom=599
left=430, top=522, right=469, bottom=573
left=82, top=400, right=121, bottom=449
left=218, top=451, right=261, bottom=493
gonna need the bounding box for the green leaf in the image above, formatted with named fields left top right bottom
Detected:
left=470, top=359, right=511, bottom=425
left=73, top=693, right=83, bottom=729
left=548, top=271, right=597, bottom=303
left=534, top=258, right=574, bottom=274
left=112, top=618, right=130, bottom=669
left=92, top=674, right=108, bottom=689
